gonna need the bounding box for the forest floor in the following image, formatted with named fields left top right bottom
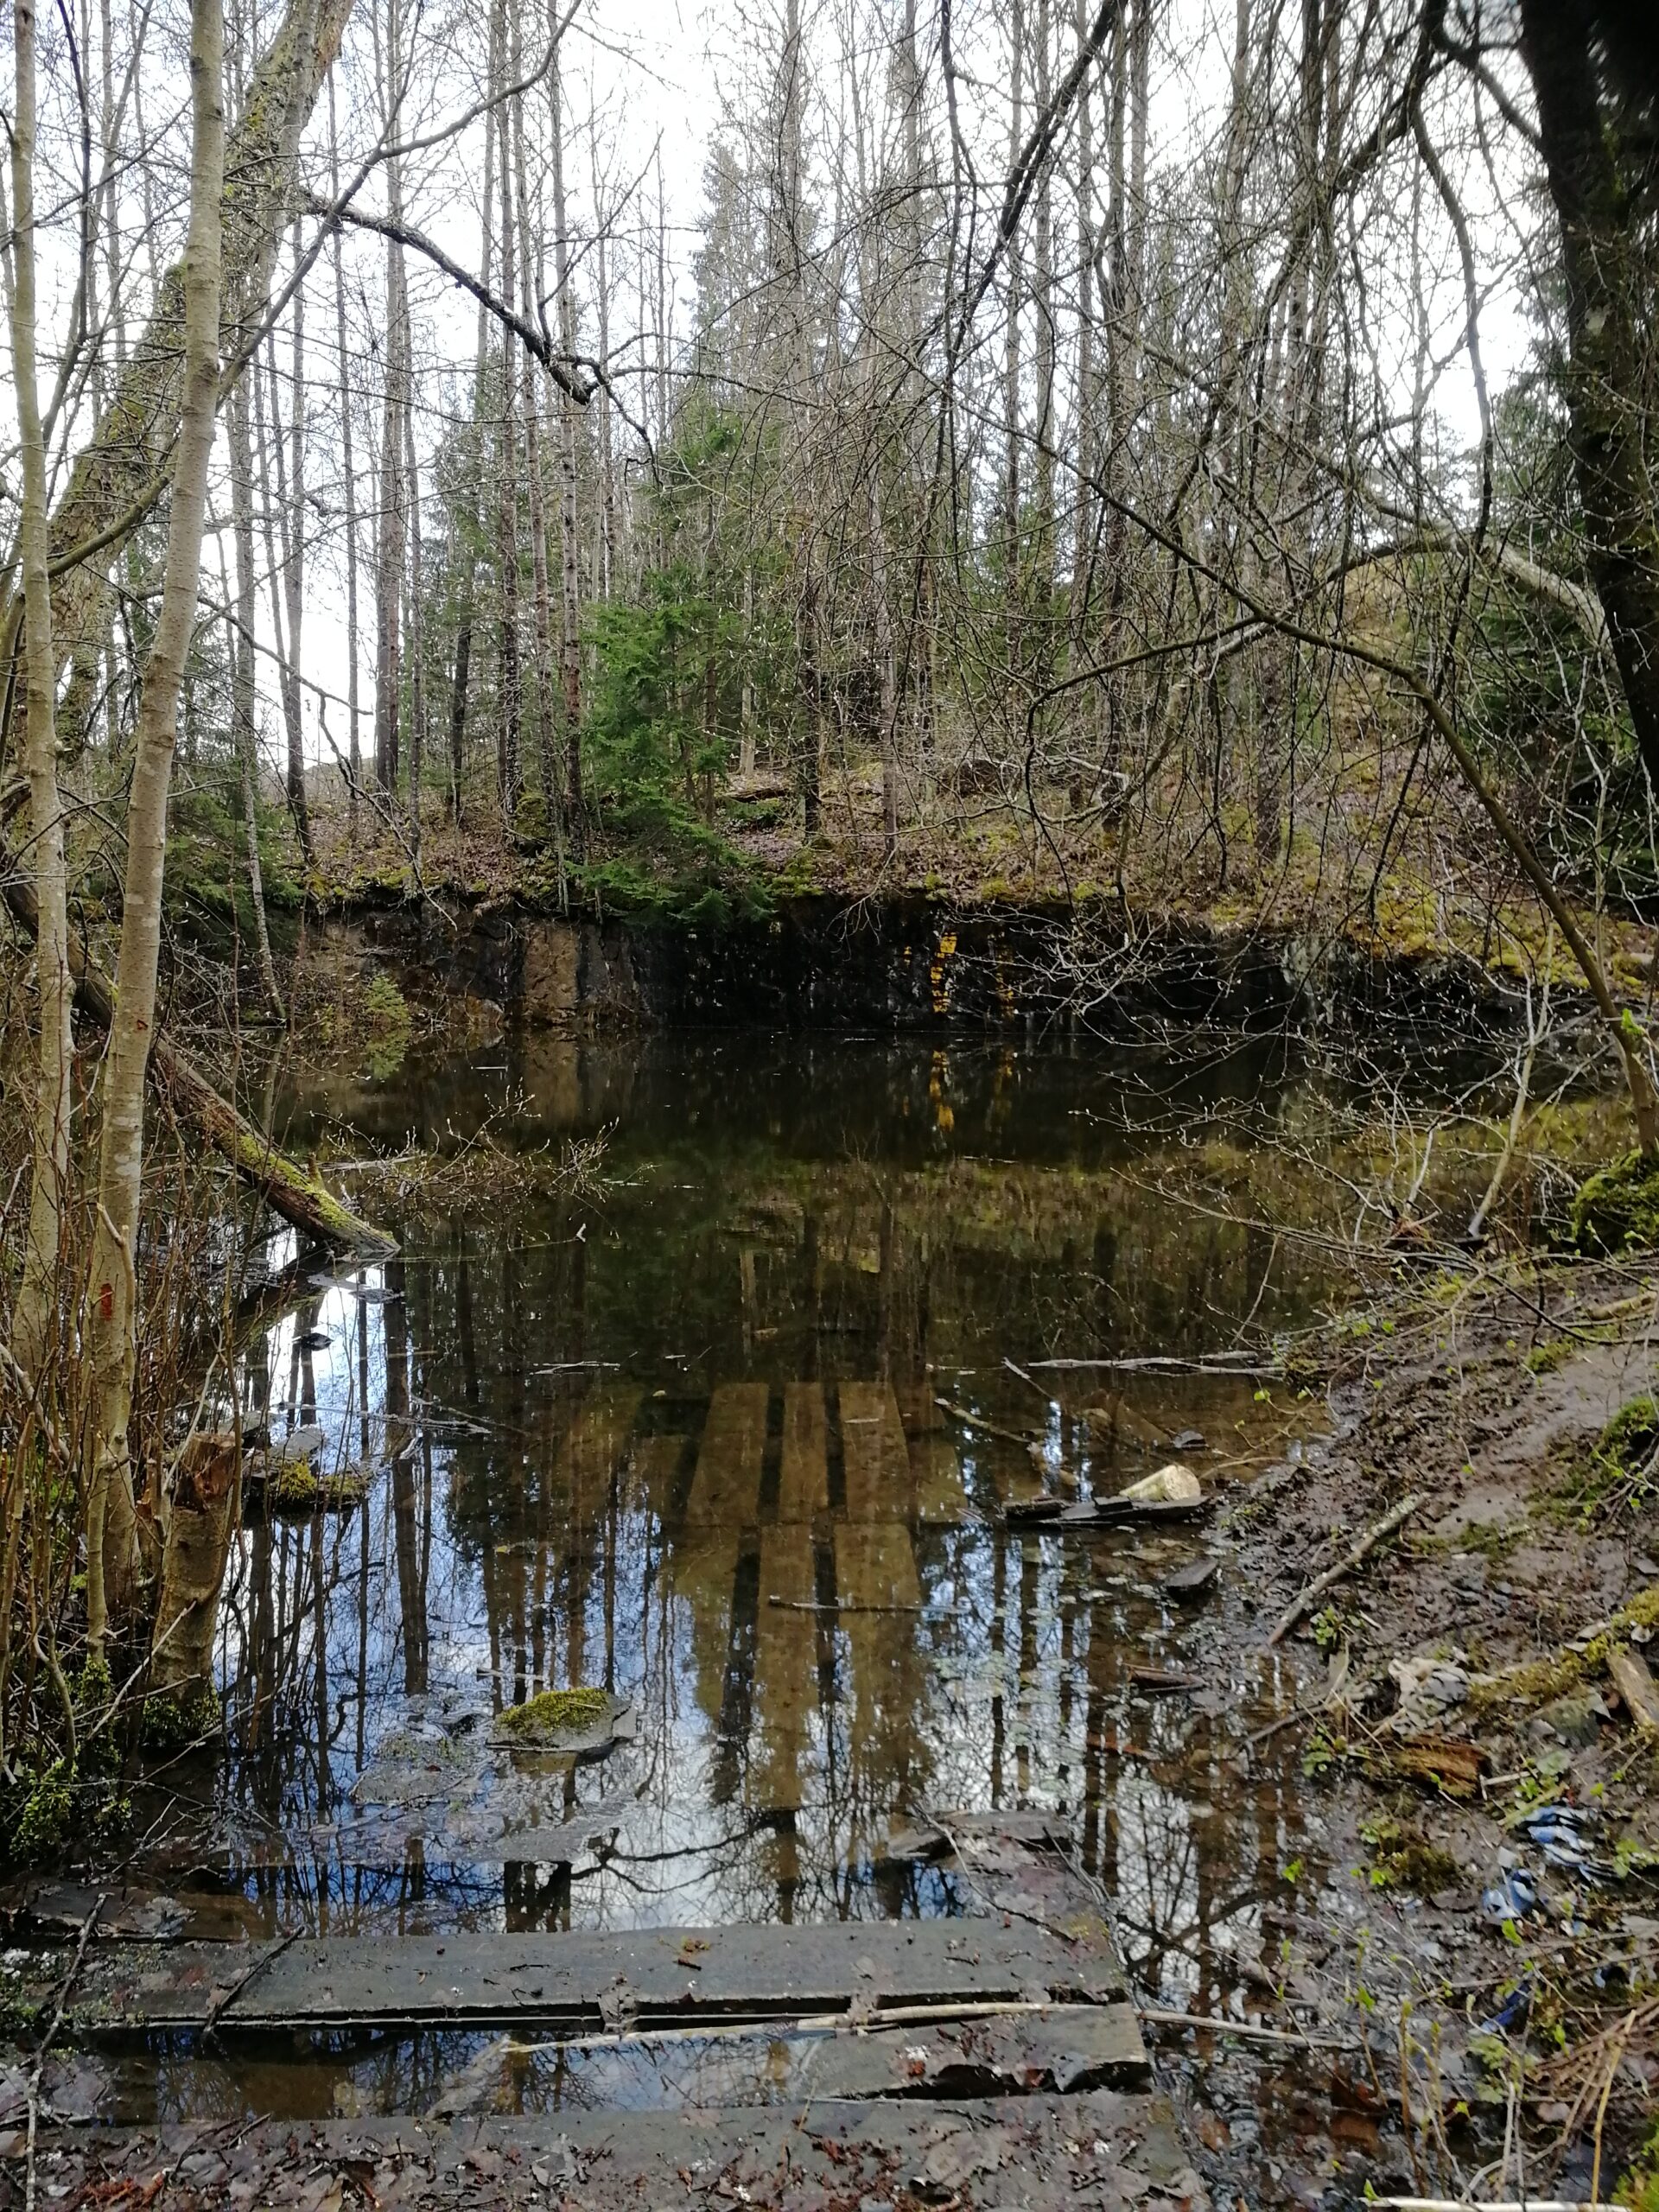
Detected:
left=1203, top=1250, right=1659, bottom=2208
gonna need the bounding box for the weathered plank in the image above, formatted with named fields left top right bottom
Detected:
left=16, top=1917, right=1127, bottom=2034
left=682, top=1383, right=769, bottom=1526
left=551, top=1389, right=640, bottom=1521
left=798, top=2002, right=1148, bottom=2097
left=621, top=1429, right=686, bottom=1515
left=777, top=1381, right=830, bottom=1520
left=909, top=1432, right=968, bottom=1522
left=839, top=1382, right=911, bottom=1520
left=435, top=2003, right=1147, bottom=2113
left=750, top=1524, right=819, bottom=1810
left=836, top=1522, right=922, bottom=1610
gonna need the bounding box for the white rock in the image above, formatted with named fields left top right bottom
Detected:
left=1116, top=1463, right=1203, bottom=1505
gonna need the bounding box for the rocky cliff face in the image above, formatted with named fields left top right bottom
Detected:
left=309, top=890, right=1559, bottom=1043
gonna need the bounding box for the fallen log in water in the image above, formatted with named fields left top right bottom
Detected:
left=2, top=860, right=395, bottom=1255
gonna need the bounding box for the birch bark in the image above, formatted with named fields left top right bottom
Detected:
left=84, top=0, right=227, bottom=1652
left=7, top=0, right=74, bottom=1388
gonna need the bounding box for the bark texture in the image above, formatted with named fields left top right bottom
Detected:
left=7, top=0, right=74, bottom=1385
left=31, top=0, right=351, bottom=747
left=1518, top=0, right=1659, bottom=793
left=150, top=1433, right=240, bottom=1706
left=83, top=0, right=228, bottom=1652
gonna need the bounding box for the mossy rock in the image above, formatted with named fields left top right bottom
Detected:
left=246, top=1460, right=370, bottom=1519
left=493, top=1686, right=633, bottom=1755
left=1571, top=1147, right=1659, bottom=1254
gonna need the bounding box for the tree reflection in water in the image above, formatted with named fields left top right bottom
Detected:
left=149, top=1031, right=1487, bottom=2011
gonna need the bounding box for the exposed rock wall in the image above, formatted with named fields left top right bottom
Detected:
left=311, top=893, right=1551, bottom=1043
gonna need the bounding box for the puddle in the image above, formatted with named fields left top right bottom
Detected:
left=49, top=1030, right=1505, bottom=2138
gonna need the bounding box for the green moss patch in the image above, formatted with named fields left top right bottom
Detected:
left=1468, top=1584, right=1659, bottom=1712
left=497, top=1686, right=617, bottom=1746
left=247, top=1462, right=370, bottom=1518
left=1572, top=1147, right=1659, bottom=1255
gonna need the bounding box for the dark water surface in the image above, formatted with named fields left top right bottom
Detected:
left=107, top=1029, right=1462, bottom=2125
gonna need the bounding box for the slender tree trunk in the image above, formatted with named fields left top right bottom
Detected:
left=1071, top=0, right=1097, bottom=657
left=372, top=59, right=408, bottom=797
left=495, top=0, right=522, bottom=824
left=447, top=38, right=498, bottom=823
left=83, top=0, right=227, bottom=1654
left=230, top=374, right=283, bottom=1015
left=8, top=0, right=74, bottom=1389
left=513, top=69, right=557, bottom=826
left=404, top=370, right=424, bottom=873
left=1032, top=0, right=1055, bottom=649
left=257, top=317, right=309, bottom=857
left=283, top=219, right=311, bottom=855
left=327, top=76, right=362, bottom=822
left=550, top=51, right=583, bottom=834
left=33, top=0, right=350, bottom=710
left=1518, top=0, right=1659, bottom=794
left=590, top=138, right=616, bottom=605
left=1003, top=0, right=1025, bottom=725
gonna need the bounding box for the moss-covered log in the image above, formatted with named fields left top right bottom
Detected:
left=2, top=860, right=395, bottom=1255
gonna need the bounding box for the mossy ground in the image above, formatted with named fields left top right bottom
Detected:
left=1573, top=1147, right=1659, bottom=1254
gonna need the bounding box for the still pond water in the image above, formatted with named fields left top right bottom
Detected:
left=111, top=1028, right=1480, bottom=2121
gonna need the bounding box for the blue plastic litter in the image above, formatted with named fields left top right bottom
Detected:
left=1475, top=1980, right=1533, bottom=2035
left=1481, top=1870, right=1537, bottom=1923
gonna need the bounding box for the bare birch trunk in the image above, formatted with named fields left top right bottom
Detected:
left=404, top=370, right=424, bottom=871
left=328, top=77, right=362, bottom=822
left=7, top=0, right=74, bottom=1388
left=372, top=0, right=408, bottom=799
left=283, top=219, right=311, bottom=856
left=83, top=0, right=227, bottom=1655
left=34, top=0, right=348, bottom=718
left=495, top=0, right=522, bottom=823
left=512, top=64, right=557, bottom=825
left=447, top=32, right=499, bottom=823
left=230, top=372, right=283, bottom=1015
left=550, top=51, right=583, bottom=833
left=1071, top=0, right=1097, bottom=657
left=1003, top=0, right=1025, bottom=726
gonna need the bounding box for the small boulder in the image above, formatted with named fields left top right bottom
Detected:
left=1116, top=1463, right=1202, bottom=1505
left=1538, top=1690, right=1606, bottom=1749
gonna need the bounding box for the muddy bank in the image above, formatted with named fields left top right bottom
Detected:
left=1218, top=1255, right=1659, bottom=2193
left=308, top=890, right=1580, bottom=1041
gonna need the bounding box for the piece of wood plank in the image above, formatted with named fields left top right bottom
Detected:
left=751, top=1524, right=819, bottom=1811
left=836, top=1522, right=922, bottom=1611
left=1608, top=1645, right=1659, bottom=1738
left=910, top=1433, right=968, bottom=1522
left=622, top=1429, right=688, bottom=1515
left=682, top=1383, right=769, bottom=1526
left=777, top=1381, right=830, bottom=1520
left=550, top=1389, right=641, bottom=1522
left=798, top=2002, right=1148, bottom=2098
left=28, top=1919, right=1128, bottom=2035
left=840, top=1382, right=911, bottom=1520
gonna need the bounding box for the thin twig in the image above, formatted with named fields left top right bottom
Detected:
left=1268, top=1493, right=1423, bottom=1646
